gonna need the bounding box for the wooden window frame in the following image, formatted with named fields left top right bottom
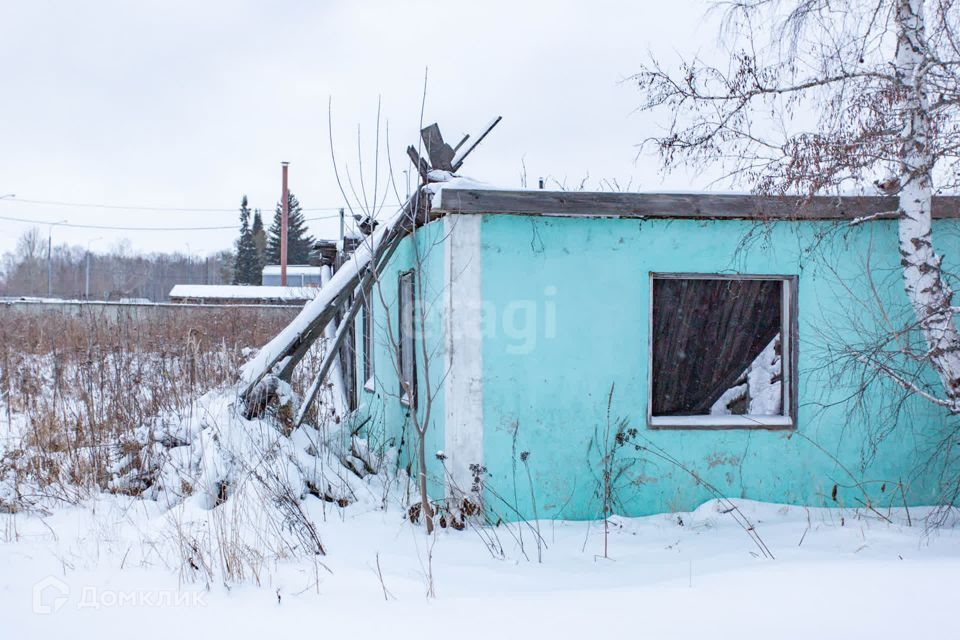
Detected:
left=343, top=293, right=359, bottom=411
left=398, top=270, right=417, bottom=408
left=362, top=292, right=375, bottom=393
left=647, top=272, right=798, bottom=430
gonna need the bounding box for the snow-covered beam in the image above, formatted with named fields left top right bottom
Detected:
left=239, top=116, right=503, bottom=411
left=238, top=198, right=420, bottom=401
left=292, top=230, right=406, bottom=427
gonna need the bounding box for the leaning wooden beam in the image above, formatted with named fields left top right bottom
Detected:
left=451, top=116, right=502, bottom=171
left=238, top=197, right=418, bottom=401
left=294, top=299, right=363, bottom=427
left=406, top=146, right=430, bottom=181
left=240, top=116, right=502, bottom=415
left=452, top=133, right=469, bottom=154
left=273, top=218, right=411, bottom=383
left=275, top=285, right=356, bottom=381
left=437, top=189, right=960, bottom=220
left=294, top=227, right=405, bottom=427
left=294, top=297, right=362, bottom=428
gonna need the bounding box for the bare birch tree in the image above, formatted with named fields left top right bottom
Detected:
left=635, top=0, right=960, bottom=412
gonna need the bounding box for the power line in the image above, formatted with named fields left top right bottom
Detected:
left=0, top=212, right=341, bottom=232
left=3, top=197, right=349, bottom=213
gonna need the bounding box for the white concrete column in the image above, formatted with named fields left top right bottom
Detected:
left=443, top=214, right=484, bottom=502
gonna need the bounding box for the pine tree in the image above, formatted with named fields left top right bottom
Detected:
left=232, top=196, right=260, bottom=285
left=251, top=209, right=266, bottom=279
left=266, top=191, right=315, bottom=265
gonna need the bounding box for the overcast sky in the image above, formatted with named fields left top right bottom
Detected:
left=0, top=0, right=718, bottom=258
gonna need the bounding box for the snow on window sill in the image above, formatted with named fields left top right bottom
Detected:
left=364, top=377, right=375, bottom=393
left=649, top=415, right=793, bottom=430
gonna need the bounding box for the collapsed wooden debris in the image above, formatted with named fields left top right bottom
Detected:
left=240, top=118, right=500, bottom=424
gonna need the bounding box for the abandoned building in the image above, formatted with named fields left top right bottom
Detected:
left=331, top=189, right=959, bottom=519
left=260, top=265, right=324, bottom=287
left=238, top=122, right=960, bottom=520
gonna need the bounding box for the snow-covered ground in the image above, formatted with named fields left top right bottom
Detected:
left=2, top=361, right=956, bottom=639
left=3, top=497, right=958, bottom=639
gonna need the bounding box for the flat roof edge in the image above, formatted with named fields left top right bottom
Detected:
left=436, top=189, right=960, bottom=220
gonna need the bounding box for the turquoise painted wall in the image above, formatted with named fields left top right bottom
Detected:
left=354, top=223, right=448, bottom=498
left=355, top=214, right=960, bottom=521
left=478, top=215, right=959, bottom=520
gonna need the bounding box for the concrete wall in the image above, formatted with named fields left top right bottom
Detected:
left=355, top=222, right=449, bottom=498
left=478, top=215, right=958, bottom=520
left=356, top=213, right=960, bottom=521
left=0, top=299, right=301, bottom=323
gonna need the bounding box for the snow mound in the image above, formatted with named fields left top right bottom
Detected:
left=107, top=388, right=386, bottom=512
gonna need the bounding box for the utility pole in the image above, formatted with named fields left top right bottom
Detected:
left=47, top=231, right=52, bottom=297
left=85, top=236, right=104, bottom=300
left=46, top=220, right=66, bottom=298
left=281, top=161, right=289, bottom=286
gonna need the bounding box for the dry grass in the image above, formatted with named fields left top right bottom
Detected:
left=0, top=305, right=316, bottom=509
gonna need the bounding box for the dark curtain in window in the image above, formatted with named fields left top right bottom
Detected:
left=652, top=278, right=782, bottom=415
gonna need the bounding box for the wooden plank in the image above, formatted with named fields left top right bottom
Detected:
left=451, top=116, right=502, bottom=171
left=275, top=218, right=408, bottom=382
left=253, top=184, right=443, bottom=397
left=452, top=134, right=469, bottom=154
left=437, top=189, right=960, bottom=220
left=268, top=193, right=438, bottom=387
left=294, top=277, right=370, bottom=427
left=406, top=146, right=430, bottom=180
left=240, top=205, right=416, bottom=400
left=420, top=123, right=455, bottom=172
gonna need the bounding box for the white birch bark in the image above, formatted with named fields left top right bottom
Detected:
left=895, top=0, right=960, bottom=412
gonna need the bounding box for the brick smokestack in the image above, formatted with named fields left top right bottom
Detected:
left=280, top=161, right=289, bottom=286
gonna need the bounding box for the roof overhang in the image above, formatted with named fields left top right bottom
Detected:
left=435, top=189, right=960, bottom=221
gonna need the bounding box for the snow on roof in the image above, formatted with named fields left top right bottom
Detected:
left=424, top=174, right=506, bottom=209
left=261, top=265, right=324, bottom=276
left=169, top=284, right=319, bottom=300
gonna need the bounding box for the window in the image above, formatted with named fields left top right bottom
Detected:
left=649, top=274, right=796, bottom=429
left=398, top=270, right=417, bottom=407
left=340, top=293, right=359, bottom=412
left=362, top=292, right=375, bottom=392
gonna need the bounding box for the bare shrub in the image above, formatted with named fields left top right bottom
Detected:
left=0, top=305, right=319, bottom=508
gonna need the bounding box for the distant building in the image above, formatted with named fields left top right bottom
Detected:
left=314, top=237, right=362, bottom=267
left=168, top=284, right=317, bottom=306
left=261, top=265, right=324, bottom=287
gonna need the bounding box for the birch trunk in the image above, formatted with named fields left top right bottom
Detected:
left=895, top=0, right=960, bottom=412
